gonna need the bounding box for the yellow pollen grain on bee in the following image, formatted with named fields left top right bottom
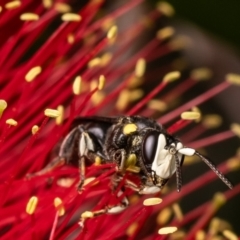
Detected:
left=81, top=211, right=94, bottom=219
left=5, top=0, right=21, bottom=9
left=157, top=207, right=172, bottom=225
left=20, top=13, right=39, bottom=21
left=156, top=1, right=175, bottom=17
left=126, top=154, right=137, bottom=166
left=44, top=108, right=60, bottom=118
left=135, top=58, right=146, bottom=78
left=73, top=76, right=82, bottom=95
left=0, top=99, right=7, bottom=116
left=26, top=196, right=38, bottom=215
left=42, top=0, right=52, bottom=8
left=88, top=57, right=101, bottom=68
left=54, top=3, right=71, bottom=13
left=195, top=230, right=206, bottom=240
left=230, top=123, right=240, bottom=137
left=143, top=197, right=162, bottom=206
left=190, top=68, right=213, bottom=81
left=54, top=197, right=65, bottom=216
left=202, top=114, right=222, bottom=129
left=94, top=156, right=102, bottom=165
left=156, top=27, right=175, bottom=40
left=172, top=203, right=183, bottom=221
left=163, top=71, right=181, bottom=83
left=98, top=75, right=105, bottom=90
left=107, top=25, right=117, bottom=39
left=223, top=230, right=238, bottom=240
left=126, top=165, right=140, bottom=173
left=31, top=125, right=39, bottom=135
left=123, top=123, right=137, bottom=135
left=25, top=66, right=42, bottom=82
left=212, top=192, right=226, bottom=210
left=67, top=33, right=75, bottom=44
left=148, top=99, right=167, bottom=112
left=56, top=105, right=64, bottom=125
left=181, top=111, right=201, bottom=120
left=158, top=226, right=178, bottom=235
left=6, top=118, right=18, bottom=126
left=226, top=73, right=240, bottom=85
left=61, top=13, right=81, bottom=22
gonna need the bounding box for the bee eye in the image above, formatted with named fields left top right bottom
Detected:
left=142, top=132, right=159, bottom=164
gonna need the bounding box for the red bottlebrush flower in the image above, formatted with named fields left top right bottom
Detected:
left=0, top=1, right=240, bottom=239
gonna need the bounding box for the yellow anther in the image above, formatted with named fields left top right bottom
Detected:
left=0, top=100, right=7, bottom=117
left=135, top=58, right=146, bottom=78
left=88, top=58, right=101, bottom=68
left=195, top=230, right=206, bottom=240
left=54, top=3, right=71, bottom=13
left=54, top=197, right=65, bottom=216
left=227, top=157, right=240, bottom=171
left=56, top=105, right=64, bottom=125
left=107, top=25, right=117, bottom=39
left=42, top=0, right=52, bottom=8
left=26, top=196, right=38, bottom=215
left=158, top=226, right=178, bottom=235
left=31, top=125, right=39, bottom=135
left=223, top=230, right=238, bottom=240
left=181, top=111, right=201, bottom=120
left=172, top=203, right=183, bottom=221
left=148, top=99, right=167, bottom=112
left=6, top=118, right=18, bottom=126
left=143, top=197, right=162, bottom=206
left=81, top=211, right=94, bottom=219
left=67, top=33, right=75, bottom=44
left=73, top=76, right=82, bottom=95
left=157, top=207, right=172, bottom=225
left=98, top=75, right=105, bottom=90
left=61, top=13, right=81, bottom=22
left=44, top=108, right=60, bottom=118
left=156, top=1, right=175, bottom=17
left=123, top=123, right=137, bottom=135
left=25, top=66, right=42, bottom=82
left=156, top=27, right=175, bottom=40
left=231, top=123, right=240, bottom=137
left=126, top=222, right=138, bottom=237
left=5, top=0, right=21, bottom=9
left=190, top=68, right=213, bottom=81
left=100, top=53, right=112, bottom=66
left=202, top=114, right=222, bottom=129
left=20, top=13, right=39, bottom=21
left=212, top=192, right=226, bottom=210
left=163, top=71, right=180, bottom=83
left=226, top=73, right=240, bottom=85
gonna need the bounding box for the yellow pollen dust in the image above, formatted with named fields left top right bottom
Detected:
left=6, top=118, right=17, bottom=126
left=67, top=33, right=75, bottom=44
left=107, top=25, right=117, bottom=39
left=81, top=211, right=94, bottom=219
left=20, top=13, right=39, bottom=21
left=0, top=99, right=7, bottom=116
left=123, top=123, right=137, bottom=135
left=98, top=75, right=105, bottom=90
left=42, top=0, right=52, bottom=9
left=61, top=13, right=81, bottom=22
left=44, top=108, right=60, bottom=118
left=56, top=105, right=64, bottom=125
left=54, top=3, right=72, bottom=13
left=31, top=125, right=39, bottom=135
left=226, top=73, right=240, bottom=85
left=157, top=27, right=175, bottom=40
left=181, top=111, right=201, bottom=120
left=54, top=197, right=65, bottom=216
left=73, top=76, right=82, bottom=95
left=126, top=165, right=140, bottom=173
left=135, top=58, right=146, bottom=78
left=190, top=68, right=213, bottom=81
left=230, top=123, right=240, bottom=137
left=26, top=196, right=38, bottom=215
left=158, top=226, right=178, bottom=235
left=156, top=1, right=175, bottom=17
left=25, top=66, right=42, bottom=82
left=223, top=230, right=238, bottom=240
left=202, top=114, right=222, bottom=129
left=5, top=0, right=21, bottom=9
left=148, top=99, right=167, bottom=112
left=143, top=197, right=162, bottom=206
left=163, top=71, right=180, bottom=83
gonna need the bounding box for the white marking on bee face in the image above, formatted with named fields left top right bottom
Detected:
left=151, top=134, right=184, bottom=179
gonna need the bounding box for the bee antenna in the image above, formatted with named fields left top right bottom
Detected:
left=194, top=151, right=233, bottom=189
left=175, top=154, right=182, bottom=192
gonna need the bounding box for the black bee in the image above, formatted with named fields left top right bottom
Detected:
left=31, top=116, right=232, bottom=214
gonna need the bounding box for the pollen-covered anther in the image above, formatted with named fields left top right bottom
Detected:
left=73, top=76, right=82, bottom=95
left=230, top=123, right=240, bottom=137
left=98, top=75, right=105, bottom=90
left=158, top=226, right=178, bottom=235
left=54, top=3, right=71, bottom=13
left=54, top=197, right=65, bottom=216
left=6, top=118, right=18, bottom=126
left=81, top=211, right=94, bottom=219
left=135, top=58, right=146, bottom=78
left=56, top=105, right=64, bottom=125
left=107, top=25, right=118, bottom=40
left=156, top=1, right=175, bottom=17
left=163, top=71, right=180, bottom=83
left=143, top=197, right=162, bottom=206
left=42, top=0, right=52, bottom=9
left=223, top=230, right=238, bottom=240
left=31, top=125, right=39, bottom=135
left=226, top=157, right=240, bottom=171
left=0, top=99, right=7, bottom=116
left=25, top=66, right=42, bottom=82
left=44, top=109, right=60, bottom=118
left=123, top=123, right=137, bottom=135
left=181, top=111, right=201, bottom=120
left=172, top=203, right=183, bottom=221
left=61, top=13, right=81, bottom=22
left=190, top=68, right=213, bottom=81
left=26, top=196, right=38, bottom=215
left=5, top=0, right=21, bottom=9
left=88, top=58, right=101, bottom=68
left=202, top=114, right=222, bottom=129
left=157, top=207, right=172, bottom=225
left=156, top=27, right=175, bottom=40
left=148, top=99, right=167, bottom=112
left=212, top=192, right=226, bottom=210
left=226, top=73, right=240, bottom=85
left=20, top=13, right=39, bottom=21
